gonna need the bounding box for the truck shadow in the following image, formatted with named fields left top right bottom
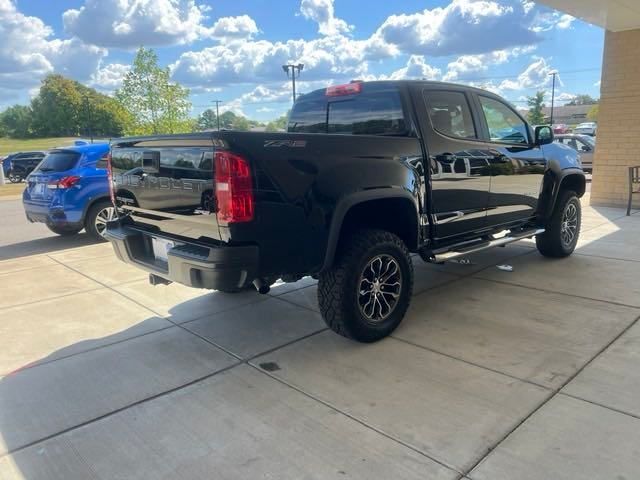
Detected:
left=0, top=233, right=98, bottom=261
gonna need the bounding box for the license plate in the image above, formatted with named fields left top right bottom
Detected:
left=151, top=237, right=175, bottom=262
left=32, top=183, right=45, bottom=197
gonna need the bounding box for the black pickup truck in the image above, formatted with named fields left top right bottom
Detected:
left=106, top=80, right=584, bottom=342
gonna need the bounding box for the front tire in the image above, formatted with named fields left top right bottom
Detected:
left=536, top=190, right=581, bottom=257
left=318, top=229, right=414, bottom=343
left=85, top=201, right=116, bottom=242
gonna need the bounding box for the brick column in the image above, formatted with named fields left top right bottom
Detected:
left=591, top=29, right=640, bottom=207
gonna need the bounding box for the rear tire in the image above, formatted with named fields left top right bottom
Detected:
left=536, top=190, right=581, bottom=257
left=318, top=229, right=413, bottom=343
left=85, top=200, right=116, bottom=242
left=47, top=224, right=82, bottom=236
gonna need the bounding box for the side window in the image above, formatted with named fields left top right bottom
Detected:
left=424, top=90, right=476, bottom=139
left=326, top=91, right=406, bottom=135
left=479, top=96, right=529, bottom=144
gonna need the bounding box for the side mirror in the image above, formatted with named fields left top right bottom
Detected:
left=534, top=125, right=554, bottom=146
left=581, top=145, right=591, bottom=153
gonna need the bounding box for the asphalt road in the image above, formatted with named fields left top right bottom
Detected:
left=0, top=198, right=96, bottom=260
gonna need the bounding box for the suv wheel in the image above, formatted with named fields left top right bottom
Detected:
left=47, top=224, right=82, bottom=236
left=85, top=201, right=116, bottom=242
left=536, top=190, right=581, bottom=257
left=8, top=172, right=23, bottom=183
left=318, top=229, right=413, bottom=342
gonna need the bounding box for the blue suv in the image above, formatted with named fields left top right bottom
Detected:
left=23, top=142, right=114, bottom=241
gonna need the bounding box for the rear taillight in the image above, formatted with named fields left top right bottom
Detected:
left=214, top=151, right=254, bottom=223
left=104, top=152, right=115, bottom=205
left=325, top=81, right=362, bottom=97
left=49, top=176, right=81, bottom=189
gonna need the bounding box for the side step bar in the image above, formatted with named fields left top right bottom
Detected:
left=423, top=228, right=545, bottom=264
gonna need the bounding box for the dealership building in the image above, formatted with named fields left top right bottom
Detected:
left=540, top=0, right=640, bottom=208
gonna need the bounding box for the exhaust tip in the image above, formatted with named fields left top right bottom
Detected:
left=252, top=278, right=270, bottom=294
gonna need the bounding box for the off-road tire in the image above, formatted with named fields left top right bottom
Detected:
left=536, top=189, right=581, bottom=257
left=46, top=224, right=82, bottom=236
left=318, top=229, right=414, bottom=343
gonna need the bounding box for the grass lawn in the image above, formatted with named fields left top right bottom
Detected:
left=0, top=182, right=25, bottom=197
left=0, top=137, right=86, bottom=156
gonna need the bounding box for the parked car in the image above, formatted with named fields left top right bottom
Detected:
left=23, top=142, right=114, bottom=240
left=105, top=80, right=584, bottom=343
left=552, top=124, right=570, bottom=134
left=4, top=151, right=46, bottom=182
left=574, top=122, right=597, bottom=136
left=554, top=134, right=596, bottom=172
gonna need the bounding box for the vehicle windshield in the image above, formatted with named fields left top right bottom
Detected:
left=35, top=150, right=80, bottom=172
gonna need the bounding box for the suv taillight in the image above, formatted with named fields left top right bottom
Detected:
left=214, top=151, right=254, bottom=223
left=49, top=176, right=80, bottom=189
left=104, top=152, right=115, bottom=205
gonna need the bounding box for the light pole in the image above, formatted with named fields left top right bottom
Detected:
left=213, top=100, right=222, bottom=131
left=282, top=63, right=304, bottom=103
left=548, top=70, right=558, bottom=126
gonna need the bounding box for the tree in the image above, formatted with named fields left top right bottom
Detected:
left=197, top=109, right=218, bottom=131
left=116, top=47, right=191, bottom=135
left=587, top=104, right=599, bottom=121
left=28, top=74, right=127, bottom=138
left=527, top=91, right=546, bottom=125
left=0, top=105, right=33, bottom=138
left=567, top=94, right=598, bottom=106
left=217, top=111, right=252, bottom=131
left=265, top=111, right=290, bottom=132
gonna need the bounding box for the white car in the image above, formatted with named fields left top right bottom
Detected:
left=574, top=122, right=597, bottom=136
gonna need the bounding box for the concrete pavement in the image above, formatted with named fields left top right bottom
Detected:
left=0, top=198, right=639, bottom=479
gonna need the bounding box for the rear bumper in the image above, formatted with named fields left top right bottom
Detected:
left=22, top=199, right=83, bottom=229
left=105, top=223, right=259, bottom=291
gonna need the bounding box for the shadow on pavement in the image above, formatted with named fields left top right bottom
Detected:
left=0, top=233, right=98, bottom=261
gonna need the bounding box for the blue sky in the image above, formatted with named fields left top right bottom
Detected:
left=3, top=0, right=604, bottom=121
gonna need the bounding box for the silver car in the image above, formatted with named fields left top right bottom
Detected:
left=573, top=122, right=597, bottom=136
left=554, top=134, right=596, bottom=172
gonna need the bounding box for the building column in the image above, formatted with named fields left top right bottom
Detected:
left=591, top=29, right=640, bottom=208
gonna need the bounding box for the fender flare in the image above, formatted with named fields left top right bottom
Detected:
left=321, top=187, right=419, bottom=271
left=539, top=168, right=585, bottom=222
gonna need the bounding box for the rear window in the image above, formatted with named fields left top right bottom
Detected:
left=35, top=150, right=80, bottom=172
left=288, top=87, right=407, bottom=136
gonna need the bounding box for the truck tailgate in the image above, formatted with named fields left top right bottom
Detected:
left=110, top=136, right=220, bottom=241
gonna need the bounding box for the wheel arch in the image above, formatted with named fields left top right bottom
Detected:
left=538, top=168, right=585, bottom=223
left=321, top=189, right=420, bottom=272
left=82, top=195, right=112, bottom=225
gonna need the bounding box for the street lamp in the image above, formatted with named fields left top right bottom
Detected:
left=548, top=70, right=558, bottom=126
left=282, top=63, right=304, bottom=103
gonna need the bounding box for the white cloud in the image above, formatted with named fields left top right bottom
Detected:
left=532, top=11, right=575, bottom=32
left=63, top=0, right=213, bottom=48
left=0, top=0, right=106, bottom=101
left=442, top=46, right=536, bottom=81
left=374, top=0, right=540, bottom=57
left=300, top=0, right=352, bottom=36
left=210, top=15, right=259, bottom=41
left=499, top=57, right=559, bottom=91
left=555, top=92, right=576, bottom=105
left=386, top=56, right=441, bottom=80
left=90, top=62, right=130, bottom=91
left=171, top=35, right=372, bottom=86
